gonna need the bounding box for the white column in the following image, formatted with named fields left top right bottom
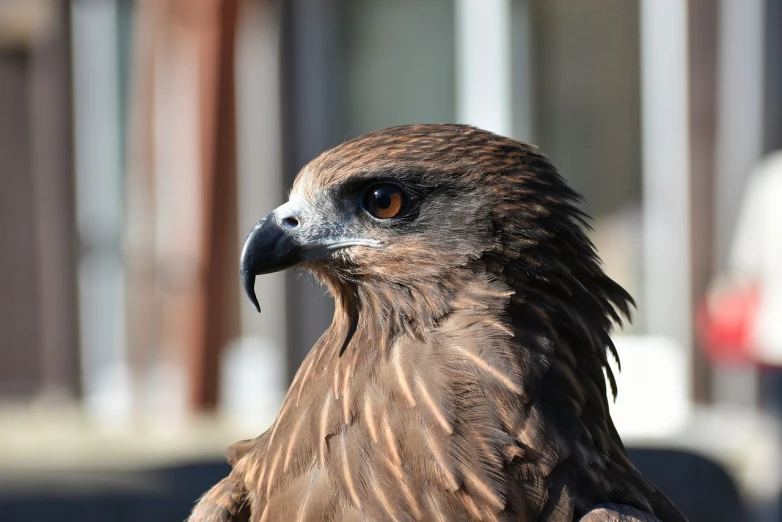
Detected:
left=455, top=0, right=512, bottom=136
left=639, top=0, right=693, bottom=365
left=711, top=0, right=765, bottom=406
left=71, top=0, right=130, bottom=426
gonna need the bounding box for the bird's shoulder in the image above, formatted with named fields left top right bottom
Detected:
left=188, top=472, right=251, bottom=522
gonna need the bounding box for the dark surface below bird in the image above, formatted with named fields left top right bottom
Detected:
left=189, top=124, right=688, bottom=521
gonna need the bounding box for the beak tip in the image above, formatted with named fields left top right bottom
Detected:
left=240, top=269, right=261, bottom=313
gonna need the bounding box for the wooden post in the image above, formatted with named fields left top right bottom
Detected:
left=126, top=0, right=241, bottom=414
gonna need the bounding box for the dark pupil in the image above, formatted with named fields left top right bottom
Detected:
left=374, top=190, right=392, bottom=209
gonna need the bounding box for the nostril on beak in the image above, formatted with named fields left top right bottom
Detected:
left=282, top=216, right=299, bottom=229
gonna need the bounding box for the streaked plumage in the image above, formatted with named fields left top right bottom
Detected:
left=190, top=124, right=687, bottom=521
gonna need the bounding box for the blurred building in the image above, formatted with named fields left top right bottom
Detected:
left=1, top=0, right=782, bottom=520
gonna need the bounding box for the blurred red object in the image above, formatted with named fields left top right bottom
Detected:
left=696, top=284, right=760, bottom=365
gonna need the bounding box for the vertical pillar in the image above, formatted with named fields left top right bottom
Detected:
left=71, top=0, right=129, bottom=423
left=711, top=0, right=765, bottom=406
left=455, top=0, right=512, bottom=136
left=639, top=0, right=693, bottom=383
left=30, top=0, right=81, bottom=398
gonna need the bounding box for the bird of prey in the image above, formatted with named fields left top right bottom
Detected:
left=190, top=124, right=687, bottom=522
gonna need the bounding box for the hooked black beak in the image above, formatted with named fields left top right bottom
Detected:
left=240, top=213, right=303, bottom=313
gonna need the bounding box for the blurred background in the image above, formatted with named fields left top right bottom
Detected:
left=1, top=0, right=781, bottom=520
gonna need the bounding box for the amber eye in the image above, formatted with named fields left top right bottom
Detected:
left=363, top=183, right=406, bottom=219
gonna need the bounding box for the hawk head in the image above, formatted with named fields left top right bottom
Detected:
left=241, top=124, right=632, bottom=388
